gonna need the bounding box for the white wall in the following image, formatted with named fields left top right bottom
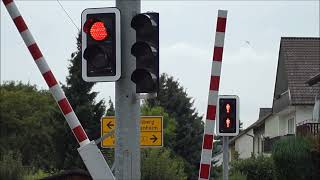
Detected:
left=253, top=136, right=259, bottom=156
left=265, top=115, right=279, bottom=138
left=235, top=129, right=254, bottom=159
left=295, top=105, right=314, bottom=124
left=264, top=105, right=313, bottom=138
left=278, top=105, right=313, bottom=136
left=278, top=112, right=295, bottom=136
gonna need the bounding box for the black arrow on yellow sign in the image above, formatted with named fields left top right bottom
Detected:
left=107, top=121, right=114, bottom=129
left=150, top=135, right=158, bottom=143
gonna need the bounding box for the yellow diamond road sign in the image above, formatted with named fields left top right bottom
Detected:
left=101, top=116, right=163, bottom=148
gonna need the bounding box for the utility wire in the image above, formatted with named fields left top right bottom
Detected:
left=56, top=0, right=80, bottom=31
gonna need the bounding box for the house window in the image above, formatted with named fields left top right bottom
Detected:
left=288, top=118, right=294, bottom=134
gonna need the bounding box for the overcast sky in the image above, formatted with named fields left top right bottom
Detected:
left=1, top=1, right=319, bottom=128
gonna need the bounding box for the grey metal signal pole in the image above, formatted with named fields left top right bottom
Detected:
left=115, top=0, right=141, bottom=179
left=223, top=136, right=229, bottom=180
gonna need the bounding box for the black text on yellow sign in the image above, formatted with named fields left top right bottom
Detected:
left=101, top=116, right=163, bottom=148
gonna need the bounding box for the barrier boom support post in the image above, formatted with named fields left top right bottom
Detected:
left=198, top=10, right=228, bottom=180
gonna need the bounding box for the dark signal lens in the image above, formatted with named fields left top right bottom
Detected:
left=83, top=18, right=93, bottom=33
left=90, top=21, right=108, bottom=41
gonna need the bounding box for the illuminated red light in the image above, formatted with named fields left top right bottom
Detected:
left=90, top=21, right=108, bottom=41
left=226, top=104, right=230, bottom=113
left=226, top=118, right=230, bottom=128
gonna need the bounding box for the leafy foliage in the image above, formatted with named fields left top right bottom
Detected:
left=140, top=105, right=186, bottom=179
left=106, top=97, right=115, bottom=116
left=103, top=104, right=186, bottom=179
left=310, top=136, right=320, bottom=180
left=23, top=170, right=49, bottom=180
left=230, top=155, right=274, bottom=180
left=147, top=73, right=204, bottom=179
left=0, top=82, right=60, bottom=171
left=272, top=136, right=313, bottom=180
left=141, top=105, right=177, bottom=149
left=141, top=148, right=187, bottom=180
left=229, top=171, right=247, bottom=180
left=140, top=106, right=187, bottom=179
left=211, top=164, right=222, bottom=179
left=0, top=151, right=25, bottom=180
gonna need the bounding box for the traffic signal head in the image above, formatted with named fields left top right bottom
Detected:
left=216, top=95, right=239, bottom=136
left=131, top=13, right=159, bottom=93
left=81, top=8, right=121, bottom=82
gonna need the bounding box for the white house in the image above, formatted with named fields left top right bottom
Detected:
left=229, top=37, right=320, bottom=160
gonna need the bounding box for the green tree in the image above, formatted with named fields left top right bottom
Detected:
left=140, top=106, right=185, bottom=179
left=310, top=136, right=320, bottom=180
left=147, top=73, right=204, bottom=179
left=0, top=82, right=60, bottom=171
left=141, top=148, right=187, bottom=180
left=231, top=155, right=274, bottom=180
left=141, top=105, right=176, bottom=149
left=272, top=136, right=313, bottom=180
left=106, top=97, right=115, bottom=116
left=0, top=151, right=25, bottom=180
left=54, top=33, right=106, bottom=169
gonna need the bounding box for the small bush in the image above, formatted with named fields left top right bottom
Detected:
left=272, top=136, right=312, bottom=180
left=23, top=169, right=50, bottom=180
left=231, top=155, right=274, bottom=180
left=210, top=164, right=222, bottom=179
left=229, top=171, right=247, bottom=180
left=141, top=148, right=187, bottom=180
left=0, top=151, right=26, bottom=180
left=310, top=136, right=320, bottom=179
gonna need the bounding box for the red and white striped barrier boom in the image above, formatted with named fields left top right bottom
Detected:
left=198, top=10, right=228, bottom=180
left=2, top=0, right=90, bottom=147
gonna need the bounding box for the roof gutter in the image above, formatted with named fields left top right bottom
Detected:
left=306, top=73, right=320, bottom=86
